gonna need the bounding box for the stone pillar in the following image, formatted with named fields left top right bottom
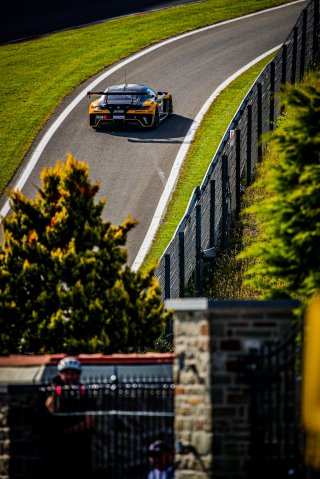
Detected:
left=173, top=299, right=213, bottom=479
left=166, top=298, right=300, bottom=479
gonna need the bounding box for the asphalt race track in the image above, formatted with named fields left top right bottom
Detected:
left=4, top=2, right=306, bottom=265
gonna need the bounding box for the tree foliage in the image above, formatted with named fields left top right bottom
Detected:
left=239, top=74, right=320, bottom=304
left=0, top=154, right=169, bottom=354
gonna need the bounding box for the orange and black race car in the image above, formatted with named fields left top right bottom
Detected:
left=87, top=83, right=173, bottom=129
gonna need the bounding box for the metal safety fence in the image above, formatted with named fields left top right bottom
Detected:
left=155, top=0, right=320, bottom=299
left=239, top=320, right=305, bottom=478
left=5, top=375, right=174, bottom=479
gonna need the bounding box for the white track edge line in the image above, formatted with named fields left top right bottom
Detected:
left=131, top=44, right=281, bottom=271
left=0, top=0, right=304, bottom=221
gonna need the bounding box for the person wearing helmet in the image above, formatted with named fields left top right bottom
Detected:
left=45, top=356, right=82, bottom=413
left=44, top=356, right=94, bottom=479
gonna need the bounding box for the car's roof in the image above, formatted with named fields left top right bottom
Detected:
left=106, top=83, right=150, bottom=94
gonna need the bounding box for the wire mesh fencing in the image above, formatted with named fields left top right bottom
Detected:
left=43, top=378, right=174, bottom=478
left=6, top=376, right=174, bottom=479
left=154, top=0, right=320, bottom=299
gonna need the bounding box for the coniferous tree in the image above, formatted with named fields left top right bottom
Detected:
left=239, top=77, right=320, bottom=305
left=0, top=154, right=169, bottom=354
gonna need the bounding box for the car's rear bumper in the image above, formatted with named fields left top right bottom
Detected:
left=90, top=113, right=154, bottom=128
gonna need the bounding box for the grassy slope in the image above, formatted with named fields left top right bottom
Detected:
left=141, top=53, right=276, bottom=270
left=203, top=67, right=320, bottom=300
left=0, top=0, right=293, bottom=194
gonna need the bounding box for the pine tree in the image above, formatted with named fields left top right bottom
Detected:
left=0, top=153, right=169, bottom=354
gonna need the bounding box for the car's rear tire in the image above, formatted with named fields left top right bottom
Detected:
left=151, top=108, right=160, bottom=129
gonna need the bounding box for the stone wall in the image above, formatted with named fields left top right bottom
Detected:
left=0, top=387, right=9, bottom=479
left=0, top=386, right=44, bottom=479
left=166, top=298, right=300, bottom=479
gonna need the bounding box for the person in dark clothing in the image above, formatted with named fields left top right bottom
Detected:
left=147, top=440, right=175, bottom=479
left=44, top=356, right=94, bottom=479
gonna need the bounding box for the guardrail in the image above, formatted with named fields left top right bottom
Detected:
left=155, top=0, right=319, bottom=299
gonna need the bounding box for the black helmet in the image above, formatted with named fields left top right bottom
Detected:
left=148, top=440, right=172, bottom=456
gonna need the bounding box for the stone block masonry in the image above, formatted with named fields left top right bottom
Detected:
left=166, top=298, right=300, bottom=479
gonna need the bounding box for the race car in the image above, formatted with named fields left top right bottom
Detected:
left=87, top=83, right=173, bottom=129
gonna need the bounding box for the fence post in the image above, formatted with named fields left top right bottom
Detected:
left=179, top=232, right=185, bottom=298
left=210, top=180, right=215, bottom=249
left=235, top=129, right=241, bottom=216
left=207, top=179, right=216, bottom=275
left=257, top=83, right=263, bottom=162
left=164, top=253, right=171, bottom=299
left=222, top=155, right=229, bottom=250
left=246, top=104, right=252, bottom=186
left=300, top=9, right=307, bottom=79
left=282, top=43, right=287, bottom=85
left=313, top=0, right=320, bottom=63
left=292, top=27, right=298, bottom=84
left=269, top=61, right=275, bottom=131
left=195, top=202, right=202, bottom=296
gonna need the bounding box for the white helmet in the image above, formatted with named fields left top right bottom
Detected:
left=57, top=356, right=82, bottom=373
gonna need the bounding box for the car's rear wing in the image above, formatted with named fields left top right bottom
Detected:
left=87, top=91, right=145, bottom=98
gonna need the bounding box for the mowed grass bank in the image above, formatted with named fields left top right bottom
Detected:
left=141, top=53, right=275, bottom=270
left=0, top=0, right=293, bottom=195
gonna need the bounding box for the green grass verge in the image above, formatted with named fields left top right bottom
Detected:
left=203, top=66, right=320, bottom=301
left=141, top=53, right=276, bottom=271
left=0, top=0, right=293, bottom=195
